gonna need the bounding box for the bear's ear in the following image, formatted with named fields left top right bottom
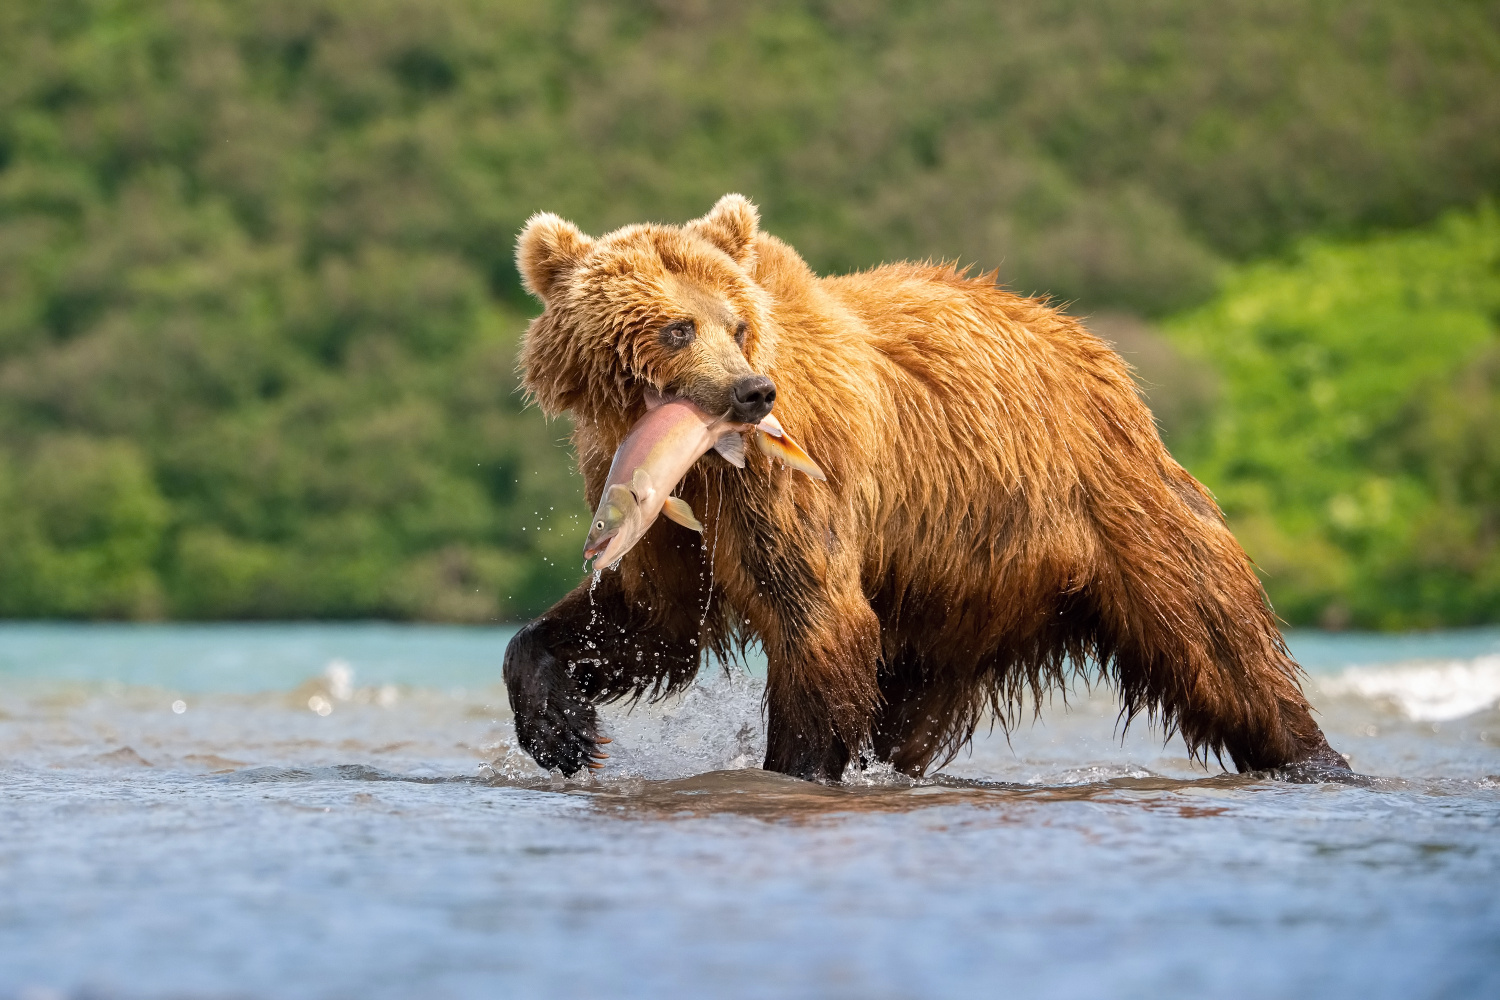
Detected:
left=686, top=193, right=759, bottom=268
left=516, top=212, right=594, bottom=302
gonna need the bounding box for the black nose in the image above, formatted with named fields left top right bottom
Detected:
left=730, top=375, right=777, bottom=423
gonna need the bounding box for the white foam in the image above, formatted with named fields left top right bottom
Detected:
left=596, top=667, right=766, bottom=779
left=1318, top=654, right=1500, bottom=722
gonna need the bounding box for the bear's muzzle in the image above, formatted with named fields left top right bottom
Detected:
left=730, top=374, right=777, bottom=423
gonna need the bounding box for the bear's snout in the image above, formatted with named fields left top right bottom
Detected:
left=730, top=375, right=777, bottom=423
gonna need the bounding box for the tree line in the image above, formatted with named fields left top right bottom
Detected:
left=0, top=0, right=1496, bottom=623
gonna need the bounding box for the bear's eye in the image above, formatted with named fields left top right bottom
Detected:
left=659, top=319, right=696, bottom=350
left=734, top=320, right=749, bottom=348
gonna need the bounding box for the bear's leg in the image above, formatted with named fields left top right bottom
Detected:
left=1092, top=488, right=1352, bottom=777
left=759, top=587, right=882, bottom=782
left=1109, top=628, right=1350, bottom=776
left=504, top=572, right=700, bottom=775
left=870, top=652, right=976, bottom=777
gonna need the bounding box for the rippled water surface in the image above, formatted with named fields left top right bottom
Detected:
left=2, top=623, right=1498, bottom=999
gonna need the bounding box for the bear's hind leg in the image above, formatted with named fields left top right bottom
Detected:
left=869, top=652, right=980, bottom=777
left=1091, top=477, right=1353, bottom=777
left=1103, top=603, right=1351, bottom=777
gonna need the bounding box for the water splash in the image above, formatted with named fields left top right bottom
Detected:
left=583, top=569, right=603, bottom=653
left=480, top=667, right=767, bottom=784
left=590, top=667, right=766, bottom=780
left=840, top=759, right=916, bottom=787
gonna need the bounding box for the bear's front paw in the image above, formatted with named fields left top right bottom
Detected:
left=503, top=625, right=611, bottom=776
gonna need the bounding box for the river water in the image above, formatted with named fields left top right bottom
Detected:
left=1, top=623, right=1497, bottom=999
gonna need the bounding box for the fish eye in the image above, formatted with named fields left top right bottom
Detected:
left=660, top=319, right=696, bottom=350
left=594, top=520, right=605, bottom=531
left=734, top=320, right=749, bottom=348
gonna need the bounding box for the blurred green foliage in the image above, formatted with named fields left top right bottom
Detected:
left=0, top=0, right=1496, bottom=620
left=1169, top=206, right=1500, bottom=629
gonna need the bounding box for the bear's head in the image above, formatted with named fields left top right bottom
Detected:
left=515, top=194, right=778, bottom=426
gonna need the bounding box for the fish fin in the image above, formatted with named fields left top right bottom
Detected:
left=663, top=496, right=704, bottom=532
left=756, top=427, right=827, bottom=481
left=714, top=432, right=747, bottom=468
left=755, top=413, right=785, bottom=437
left=630, top=467, right=653, bottom=503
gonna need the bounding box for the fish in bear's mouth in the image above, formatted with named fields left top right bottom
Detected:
left=581, top=392, right=825, bottom=571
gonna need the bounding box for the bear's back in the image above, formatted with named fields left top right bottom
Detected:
left=751, top=240, right=1173, bottom=608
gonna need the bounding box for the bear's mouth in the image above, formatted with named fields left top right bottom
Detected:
left=644, top=386, right=740, bottom=427
left=642, top=387, right=826, bottom=482
left=648, top=372, right=777, bottom=425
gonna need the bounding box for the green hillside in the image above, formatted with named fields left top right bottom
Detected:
left=0, top=0, right=1497, bottom=621
left=1169, top=206, right=1500, bottom=629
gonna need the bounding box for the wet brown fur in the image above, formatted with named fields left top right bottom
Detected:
left=507, top=195, right=1346, bottom=781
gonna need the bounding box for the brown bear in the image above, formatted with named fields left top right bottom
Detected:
left=503, top=194, right=1349, bottom=782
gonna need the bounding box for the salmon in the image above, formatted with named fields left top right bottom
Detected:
left=583, top=399, right=825, bottom=571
